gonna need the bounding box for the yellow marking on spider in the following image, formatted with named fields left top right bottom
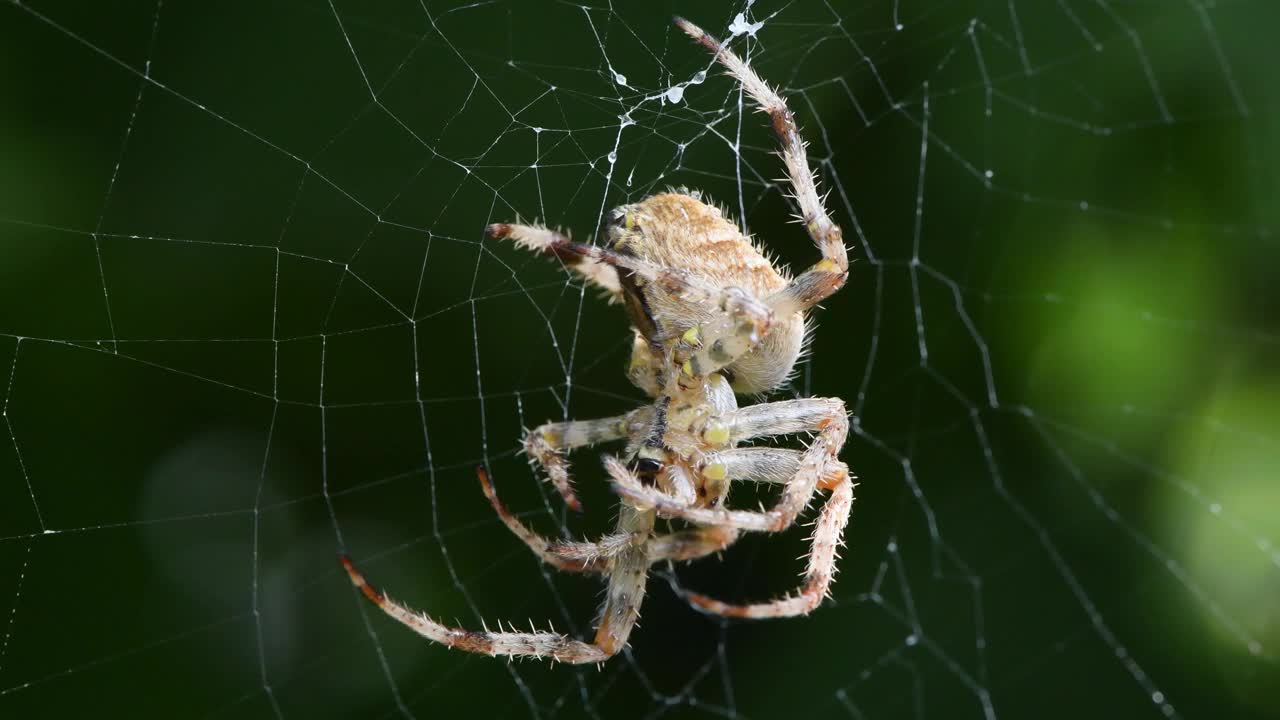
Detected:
left=702, top=421, right=730, bottom=446
left=702, top=462, right=727, bottom=482
left=682, top=326, right=702, bottom=346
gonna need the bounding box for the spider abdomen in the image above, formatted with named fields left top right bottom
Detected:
left=610, top=191, right=806, bottom=394
left=611, top=192, right=787, bottom=297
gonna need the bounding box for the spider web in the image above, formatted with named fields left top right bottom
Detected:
left=1, top=0, right=1277, bottom=717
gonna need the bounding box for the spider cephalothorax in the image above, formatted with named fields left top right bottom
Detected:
left=342, top=16, right=854, bottom=664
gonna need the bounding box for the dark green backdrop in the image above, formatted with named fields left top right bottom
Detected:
left=1, top=1, right=1276, bottom=718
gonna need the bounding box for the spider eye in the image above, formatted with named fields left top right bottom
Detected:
left=628, top=457, right=664, bottom=485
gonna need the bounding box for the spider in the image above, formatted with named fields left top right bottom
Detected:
left=341, top=16, right=853, bottom=665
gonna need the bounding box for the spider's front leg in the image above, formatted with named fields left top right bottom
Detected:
left=341, top=505, right=658, bottom=664
left=341, top=556, right=612, bottom=663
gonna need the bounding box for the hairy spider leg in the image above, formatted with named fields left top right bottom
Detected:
left=610, top=396, right=849, bottom=535
left=341, top=504, right=659, bottom=664
left=476, top=466, right=605, bottom=573
left=705, top=446, right=850, bottom=489
left=487, top=222, right=746, bottom=316
left=340, top=555, right=611, bottom=663
left=487, top=217, right=785, bottom=390
left=520, top=412, right=635, bottom=512
left=476, top=466, right=741, bottom=571
left=487, top=222, right=622, bottom=300
left=685, top=471, right=854, bottom=618
left=675, top=17, right=850, bottom=315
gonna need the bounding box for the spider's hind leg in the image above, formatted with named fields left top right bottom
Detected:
left=676, top=18, right=849, bottom=314
left=487, top=222, right=623, bottom=301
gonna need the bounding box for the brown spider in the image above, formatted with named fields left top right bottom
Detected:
left=341, top=17, right=854, bottom=664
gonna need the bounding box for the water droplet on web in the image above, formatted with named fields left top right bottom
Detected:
left=613, top=70, right=628, bottom=87
left=607, top=150, right=617, bottom=164
left=666, top=86, right=685, bottom=104
left=692, top=71, right=706, bottom=84
left=729, top=13, right=765, bottom=37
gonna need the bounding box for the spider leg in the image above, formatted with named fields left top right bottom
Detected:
left=676, top=18, right=849, bottom=314
left=486, top=222, right=622, bottom=301
left=684, top=471, right=854, bottom=618
left=340, top=505, right=657, bottom=664
left=708, top=447, right=850, bottom=488
left=610, top=399, right=848, bottom=532
left=522, top=412, right=636, bottom=511
left=649, top=525, right=740, bottom=563
left=722, top=397, right=849, bottom=443
left=476, top=466, right=606, bottom=573
left=341, top=555, right=612, bottom=664
left=478, top=462, right=736, bottom=572
left=487, top=222, right=729, bottom=311
left=546, top=526, right=740, bottom=565
left=487, top=221, right=777, bottom=387
left=592, top=505, right=656, bottom=655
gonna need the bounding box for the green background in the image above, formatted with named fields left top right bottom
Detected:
left=1, top=1, right=1276, bottom=718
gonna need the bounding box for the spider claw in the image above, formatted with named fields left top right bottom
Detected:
left=484, top=223, right=513, bottom=239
